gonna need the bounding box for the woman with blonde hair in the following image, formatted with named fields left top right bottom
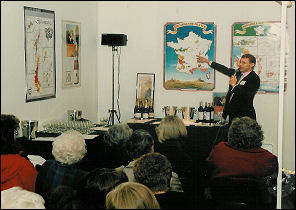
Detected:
left=105, top=182, right=160, bottom=209
left=155, top=115, right=193, bottom=192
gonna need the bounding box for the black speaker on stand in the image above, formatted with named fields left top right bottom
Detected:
left=101, top=34, right=127, bottom=125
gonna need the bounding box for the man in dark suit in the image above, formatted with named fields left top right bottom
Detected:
left=197, top=54, right=260, bottom=125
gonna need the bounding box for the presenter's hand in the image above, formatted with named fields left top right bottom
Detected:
left=197, top=55, right=210, bottom=64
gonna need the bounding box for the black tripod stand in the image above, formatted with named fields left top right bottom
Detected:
left=107, top=46, right=120, bottom=126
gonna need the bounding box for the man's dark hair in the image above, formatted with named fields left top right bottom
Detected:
left=133, top=152, right=172, bottom=193
left=1, top=114, right=21, bottom=154
left=125, top=129, right=154, bottom=160
left=228, top=116, right=263, bottom=149
left=241, top=54, right=256, bottom=70
left=77, top=168, right=128, bottom=208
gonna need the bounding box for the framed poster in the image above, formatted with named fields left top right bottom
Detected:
left=24, top=7, right=56, bottom=102
left=164, top=22, right=216, bottom=90
left=231, top=21, right=288, bottom=93
left=136, top=73, right=155, bottom=106
left=62, top=20, right=81, bottom=88
left=212, top=92, right=227, bottom=121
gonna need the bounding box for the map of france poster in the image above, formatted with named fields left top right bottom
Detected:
left=24, top=7, right=56, bottom=102
left=232, top=21, right=288, bottom=93
left=164, top=22, right=216, bottom=90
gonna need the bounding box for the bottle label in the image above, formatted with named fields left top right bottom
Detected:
left=148, top=113, right=154, bottom=118
left=205, top=112, right=210, bottom=121
left=143, top=113, right=149, bottom=119
left=135, top=113, right=141, bottom=119
left=198, top=112, right=203, bottom=120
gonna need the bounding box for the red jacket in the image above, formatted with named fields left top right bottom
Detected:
left=206, top=142, right=278, bottom=179
left=1, top=153, right=38, bottom=192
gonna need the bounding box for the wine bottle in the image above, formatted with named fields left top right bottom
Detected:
left=148, top=98, right=154, bottom=119
left=142, top=99, right=149, bottom=119
left=198, top=101, right=204, bottom=122
left=209, top=102, right=215, bottom=123
left=134, top=99, right=141, bottom=119
left=204, top=102, right=210, bottom=123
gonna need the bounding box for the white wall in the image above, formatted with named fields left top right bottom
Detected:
left=97, top=1, right=295, bottom=170
left=1, top=1, right=98, bottom=126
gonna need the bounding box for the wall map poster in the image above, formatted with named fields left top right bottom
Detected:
left=232, top=21, right=288, bottom=93
left=24, top=7, right=56, bottom=102
left=164, top=22, right=216, bottom=90
left=62, top=20, right=81, bottom=88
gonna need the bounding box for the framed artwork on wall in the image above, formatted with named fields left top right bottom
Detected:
left=231, top=21, right=288, bottom=93
left=136, top=73, right=155, bottom=107
left=164, top=22, right=216, bottom=91
left=24, top=6, right=56, bottom=102
left=62, top=20, right=81, bottom=88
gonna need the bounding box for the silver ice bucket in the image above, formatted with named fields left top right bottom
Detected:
left=21, top=120, right=38, bottom=140
left=181, top=107, right=196, bottom=120
left=67, top=110, right=82, bottom=121
left=162, top=106, right=178, bottom=116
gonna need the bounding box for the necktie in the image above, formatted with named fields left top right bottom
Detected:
left=236, top=72, right=242, bottom=84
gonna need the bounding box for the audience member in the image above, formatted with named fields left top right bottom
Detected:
left=46, top=185, right=90, bottom=209
left=82, top=123, right=133, bottom=170
left=77, top=167, right=128, bottom=208
left=134, top=152, right=197, bottom=209
left=205, top=117, right=278, bottom=208
left=1, top=186, right=45, bottom=209
left=35, top=130, right=89, bottom=201
left=1, top=114, right=38, bottom=192
left=206, top=116, right=278, bottom=180
left=105, top=182, right=160, bottom=209
left=117, top=129, right=183, bottom=192
left=155, top=116, right=194, bottom=191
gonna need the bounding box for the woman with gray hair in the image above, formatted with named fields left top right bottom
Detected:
left=35, top=130, right=89, bottom=201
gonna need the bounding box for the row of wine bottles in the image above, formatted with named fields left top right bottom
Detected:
left=197, top=101, right=215, bottom=123
left=134, top=98, right=154, bottom=119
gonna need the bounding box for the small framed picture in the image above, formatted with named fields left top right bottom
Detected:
left=136, top=73, right=155, bottom=106
left=213, top=92, right=227, bottom=121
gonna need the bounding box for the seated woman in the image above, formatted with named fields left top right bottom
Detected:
left=1, top=114, right=38, bottom=192
left=105, top=182, right=160, bottom=209
left=1, top=186, right=45, bottom=209
left=206, top=116, right=278, bottom=180
left=155, top=116, right=194, bottom=191
left=76, top=167, right=128, bottom=208
left=35, top=130, right=89, bottom=201
left=205, top=116, right=278, bottom=208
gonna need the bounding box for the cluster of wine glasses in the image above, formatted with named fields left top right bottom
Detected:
left=42, top=120, right=95, bottom=135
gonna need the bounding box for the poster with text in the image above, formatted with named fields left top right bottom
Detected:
left=24, top=7, right=56, bottom=102
left=232, top=21, right=288, bottom=93
left=62, top=20, right=81, bottom=88
left=164, top=22, right=216, bottom=90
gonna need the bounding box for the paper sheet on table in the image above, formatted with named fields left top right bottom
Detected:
left=27, top=155, right=46, bottom=167
left=33, top=137, right=56, bottom=141
left=91, top=126, right=109, bottom=131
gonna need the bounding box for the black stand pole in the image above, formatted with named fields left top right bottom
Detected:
left=107, top=46, right=120, bottom=126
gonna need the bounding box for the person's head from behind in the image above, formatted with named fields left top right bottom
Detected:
left=155, top=115, right=187, bottom=143
left=46, top=185, right=88, bottom=209
left=105, top=182, right=160, bottom=209
left=105, top=123, right=133, bottom=146
left=228, top=116, right=263, bottom=150
left=125, top=129, right=154, bottom=160
left=1, top=114, right=20, bottom=155
left=134, top=152, right=172, bottom=193
left=77, top=167, right=128, bottom=208
left=1, top=186, right=45, bottom=209
left=240, top=53, right=256, bottom=72
left=52, top=130, right=86, bottom=165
